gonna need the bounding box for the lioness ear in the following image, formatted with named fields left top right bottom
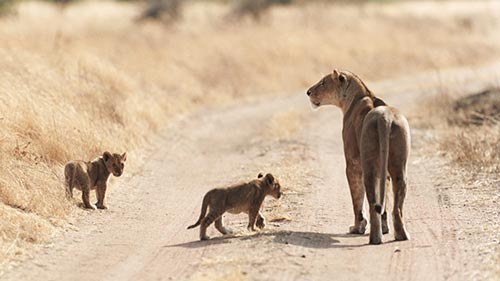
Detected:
left=373, top=97, right=386, bottom=107
left=103, top=151, right=112, bottom=161
left=264, top=173, right=274, bottom=185
left=122, top=152, right=127, bottom=162
left=257, top=173, right=263, bottom=179
left=332, top=69, right=339, bottom=79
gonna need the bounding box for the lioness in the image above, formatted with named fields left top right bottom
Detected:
left=307, top=69, right=410, bottom=244
left=64, top=152, right=127, bottom=210
left=187, top=173, right=282, bottom=241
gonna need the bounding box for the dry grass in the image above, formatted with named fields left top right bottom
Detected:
left=411, top=84, right=500, bottom=279
left=414, top=88, right=500, bottom=174
left=1, top=0, right=500, bottom=266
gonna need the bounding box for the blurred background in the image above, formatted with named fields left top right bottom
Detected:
left=0, top=0, right=499, bottom=270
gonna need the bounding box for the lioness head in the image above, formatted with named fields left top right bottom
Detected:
left=103, top=151, right=127, bottom=177
left=261, top=173, right=282, bottom=199
left=306, top=69, right=350, bottom=109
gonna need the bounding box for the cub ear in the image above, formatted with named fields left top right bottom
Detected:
left=257, top=173, right=264, bottom=179
left=264, top=173, right=274, bottom=185
left=121, top=152, right=127, bottom=162
left=338, top=73, right=346, bottom=83
left=103, top=151, right=112, bottom=161
left=332, top=69, right=339, bottom=79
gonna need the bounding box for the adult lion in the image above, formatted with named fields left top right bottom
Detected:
left=306, top=69, right=410, bottom=244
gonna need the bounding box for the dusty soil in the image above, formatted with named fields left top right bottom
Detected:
left=2, top=65, right=500, bottom=280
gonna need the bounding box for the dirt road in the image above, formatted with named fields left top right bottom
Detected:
left=4, top=66, right=499, bottom=280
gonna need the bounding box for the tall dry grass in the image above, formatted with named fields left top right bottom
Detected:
left=1, top=0, right=500, bottom=266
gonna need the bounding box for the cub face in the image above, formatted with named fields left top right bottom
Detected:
left=103, top=151, right=127, bottom=177
left=306, top=69, right=347, bottom=108
left=260, top=173, right=282, bottom=199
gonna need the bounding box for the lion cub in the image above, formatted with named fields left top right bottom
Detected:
left=64, top=152, right=127, bottom=210
left=187, top=173, right=282, bottom=241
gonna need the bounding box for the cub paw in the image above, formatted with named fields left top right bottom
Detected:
left=95, top=204, right=108, bottom=210
left=223, top=228, right=234, bottom=235
left=247, top=226, right=257, bottom=232
left=256, top=217, right=266, bottom=229
left=200, top=235, right=210, bottom=241
left=83, top=204, right=96, bottom=210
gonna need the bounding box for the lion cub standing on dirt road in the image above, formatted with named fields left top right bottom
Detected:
left=64, top=152, right=127, bottom=210
left=307, top=69, right=411, bottom=245
left=187, top=173, right=282, bottom=241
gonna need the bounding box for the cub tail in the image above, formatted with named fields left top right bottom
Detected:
left=187, top=193, right=209, bottom=229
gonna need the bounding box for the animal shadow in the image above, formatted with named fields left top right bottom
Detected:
left=166, top=230, right=367, bottom=249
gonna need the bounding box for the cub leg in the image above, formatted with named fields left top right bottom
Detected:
left=247, top=207, right=259, bottom=232
left=81, top=186, right=95, bottom=210
left=65, top=177, right=74, bottom=199
left=346, top=164, right=367, bottom=234
left=64, top=165, right=74, bottom=199
left=95, top=183, right=108, bottom=209
left=200, top=210, right=223, bottom=241
left=215, top=217, right=232, bottom=235
left=256, top=212, right=266, bottom=229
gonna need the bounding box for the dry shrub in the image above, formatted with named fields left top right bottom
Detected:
left=0, top=0, right=500, bottom=265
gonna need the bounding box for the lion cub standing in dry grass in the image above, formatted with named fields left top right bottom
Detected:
left=188, top=173, right=282, bottom=241
left=64, top=152, right=127, bottom=210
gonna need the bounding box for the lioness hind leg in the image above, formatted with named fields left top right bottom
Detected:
left=346, top=165, right=367, bottom=235
left=364, top=169, right=383, bottom=245
left=391, top=170, right=410, bottom=241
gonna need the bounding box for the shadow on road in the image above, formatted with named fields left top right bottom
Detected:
left=164, top=230, right=372, bottom=249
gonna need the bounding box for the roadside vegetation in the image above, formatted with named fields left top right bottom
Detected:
left=1, top=0, right=499, bottom=270
left=411, top=84, right=500, bottom=279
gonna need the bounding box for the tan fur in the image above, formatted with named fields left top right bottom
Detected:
left=307, top=69, right=410, bottom=244
left=187, top=173, right=282, bottom=241
left=64, top=152, right=127, bottom=210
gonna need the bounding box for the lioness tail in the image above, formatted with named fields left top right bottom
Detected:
left=375, top=118, right=391, bottom=214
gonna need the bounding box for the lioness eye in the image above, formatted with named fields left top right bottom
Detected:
left=121, top=163, right=124, bottom=168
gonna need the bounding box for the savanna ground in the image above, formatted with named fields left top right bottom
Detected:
left=0, top=0, right=499, bottom=279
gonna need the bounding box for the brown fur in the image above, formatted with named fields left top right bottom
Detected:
left=187, top=173, right=282, bottom=241
left=64, top=152, right=127, bottom=210
left=307, top=69, right=410, bottom=244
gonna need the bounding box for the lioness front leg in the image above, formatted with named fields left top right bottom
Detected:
left=95, top=183, right=108, bottom=209
left=346, top=164, right=367, bottom=234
